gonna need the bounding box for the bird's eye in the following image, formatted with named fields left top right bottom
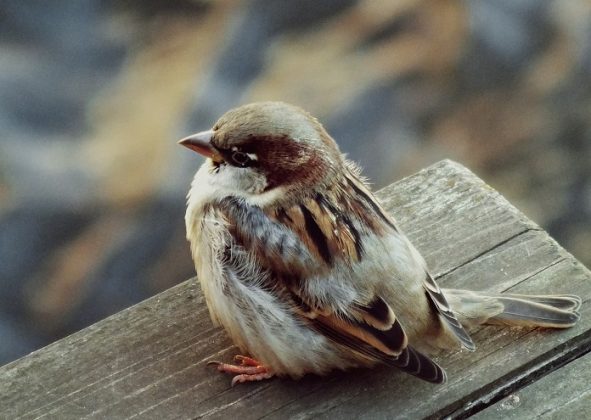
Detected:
left=230, top=151, right=252, bottom=167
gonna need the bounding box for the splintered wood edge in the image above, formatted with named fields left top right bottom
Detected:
left=1, top=160, right=589, bottom=420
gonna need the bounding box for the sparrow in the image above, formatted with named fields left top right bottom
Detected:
left=180, top=101, right=581, bottom=386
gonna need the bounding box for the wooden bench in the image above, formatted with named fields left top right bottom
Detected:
left=2, top=160, right=590, bottom=419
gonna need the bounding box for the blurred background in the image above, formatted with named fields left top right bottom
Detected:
left=0, top=0, right=590, bottom=366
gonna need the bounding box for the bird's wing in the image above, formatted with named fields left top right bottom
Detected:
left=344, top=172, right=476, bottom=351
left=214, top=195, right=447, bottom=383
left=297, top=292, right=447, bottom=383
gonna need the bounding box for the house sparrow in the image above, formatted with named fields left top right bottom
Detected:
left=180, top=101, right=581, bottom=386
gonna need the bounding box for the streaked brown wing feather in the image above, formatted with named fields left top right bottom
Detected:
left=271, top=194, right=363, bottom=264
left=315, top=310, right=407, bottom=357
left=288, top=279, right=445, bottom=383
left=309, top=300, right=446, bottom=384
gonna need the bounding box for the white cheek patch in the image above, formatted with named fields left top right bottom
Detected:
left=248, top=185, right=285, bottom=207
left=187, top=159, right=284, bottom=211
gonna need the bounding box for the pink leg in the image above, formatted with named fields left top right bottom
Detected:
left=207, top=355, right=274, bottom=386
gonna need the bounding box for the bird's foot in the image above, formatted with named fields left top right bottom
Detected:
left=208, top=355, right=274, bottom=386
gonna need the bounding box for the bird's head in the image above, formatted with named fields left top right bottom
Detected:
left=180, top=102, right=343, bottom=202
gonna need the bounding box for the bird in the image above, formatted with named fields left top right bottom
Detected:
left=179, top=101, right=581, bottom=386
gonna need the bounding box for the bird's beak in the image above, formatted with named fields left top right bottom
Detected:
left=178, top=130, right=223, bottom=162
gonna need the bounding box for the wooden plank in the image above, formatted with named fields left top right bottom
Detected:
left=472, top=351, right=591, bottom=419
left=1, top=160, right=589, bottom=419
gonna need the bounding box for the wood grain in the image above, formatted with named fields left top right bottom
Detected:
left=472, top=351, right=591, bottom=419
left=1, top=160, right=589, bottom=419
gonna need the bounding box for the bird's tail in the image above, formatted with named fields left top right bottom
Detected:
left=442, top=289, right=582, bottom=330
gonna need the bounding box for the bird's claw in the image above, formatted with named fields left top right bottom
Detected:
left=207, top=355, right=274, bottom=385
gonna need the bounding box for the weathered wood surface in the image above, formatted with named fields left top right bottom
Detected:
left=473, top=351, right=591, bottom=419
left=1, top=160, right=589, bottom=419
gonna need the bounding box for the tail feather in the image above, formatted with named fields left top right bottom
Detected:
left=443, top=289, right=581, bottom=330
left=493, top=294, right=581, bottom=312
left=491, top=295, right=581, bottom=328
